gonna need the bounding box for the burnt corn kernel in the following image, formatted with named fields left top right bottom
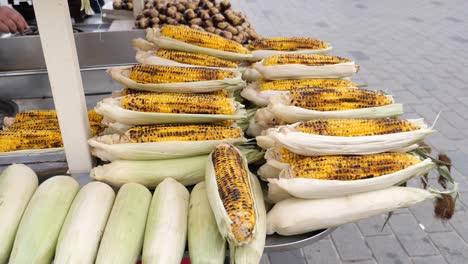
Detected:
left=155, top=49, right=237, bottom=68
left=211, top=144, right=256, bottom=243
left=249, top=37, right=329, bottom=51
left=258, top=78, right=357, bottom=91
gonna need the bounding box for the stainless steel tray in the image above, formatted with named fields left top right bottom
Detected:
left=265, top=229, right=334, bottom=252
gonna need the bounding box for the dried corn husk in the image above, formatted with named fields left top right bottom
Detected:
left=253, top=59, right=357, bottom=80
left=88, top=134, right=247, bottom=161
left=94, top=97, right=246, bottom=126
left=256, top=119, right=434, bottom=155
left=267, top=158, right=435, bottom=202
left=267, top=94, right=404, bottom=123
left=266, top=187, right=437, bottom=235
left=107, top=66, right=245, bottom=93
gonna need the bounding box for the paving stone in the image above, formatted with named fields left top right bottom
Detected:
left=430, top=232, right=468, bottom=264
left=342, top=260, right=377, bottom=264
left=411, top=255, right=448, bottom=264
left=268, top=249, right=306, bottom=264
left=260, top=254, right=271, bottom=264
left=409, top=200, right=453, bottom=233
left=356, top=215, right=393, bottom=237
left=331, top=224, right=372, bottom=261
left=446, top=151, right=468, bottom=175
left=449, top=209, right=468, bottom=243
left=303, top=238, right=341, bottom=264
left=366, top=236, right=412, bottom=264
left=388, top=213, right=439, bottom=256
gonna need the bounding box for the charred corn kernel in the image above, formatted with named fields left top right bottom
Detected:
left=249, top=37, right=329, bottom=51
left=258, top=78, right=357, bottom=91
left=0, top=130, right=63, bottom=152
left=161, top=25, right=250, bottom=54
left=124, top=124, right=243, bottom=143
left=290, top=87, right=393, bottom=111
left=129, top=65, right=236, bottom=84
left=212, top=120, right=236, bottom=127
left=121, top=93, right=235, bottom=115
left=156, top=49, right=238, bottom=68
left=273, top=147, right=303, bottom=163
left=211, top=144, right=256, bottom=243
left=290, top=153, right=421, bottom=180
left=87, top=110, right=104, bottom=123
left=7, top=120, right=106, bottom=136
left=13, top=110, right=103, bottom=123
left=298, top=119, right=419, bottom=137
left=263, top=54, right=353, bottom=66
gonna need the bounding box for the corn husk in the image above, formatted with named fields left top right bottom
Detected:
left=9, top=176, right=79, bottom=264
left=230, top=175, right=266, bottom=264
left=242, top=67, right=262, bottom=82
left=55, top=182, right=115, bottom=264
left=266, top=187, right=436, bottom=236
left=240, top=81, right=287, bottom=106
left=143, top=178, right=189, bottom=264
left=107, top=66, right=245, bottom=93
left=267, top=94, right=404, bottom=123
left=146, top=28, right=253, bottom=61
left=205, top=144, right=258, bottom=247
left=88, top=133, right=248, bottom=161
left=90, top=147, right=264, bottom=188
left=0, top=164, right=38, bottom=264
left=94, top=96, right=246, bottom=126
left=189, top=182, right=226, bottom=264
left=95, top=183, right=151, bottom=264
left=253, top=60, right=357, bottom=80
left=249, top=47, right=333, bottom=61
left=132, top=38, right=156, bottom=51
left=256, top=119, right=434, bottom=155
left=267, top=158, right=435, bottom=202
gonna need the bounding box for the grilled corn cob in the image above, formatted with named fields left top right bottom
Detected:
left=0, top=130, right=63, bottom=152
left=156, top=49, right=238, bottom=68
left=249, top=37, right=330, bottom=51
left=160, top=25, right=250, bottom=54
left=129, top=64, right=236, bottom=84
left=125, top=124, right=243, bottom=143
left=289, top=87, right=392, bottom=111
left=258, top=78, right=357, bottom=91
left=263, top=54, right=355, bottom=67
left=7, top=119, right=106, bottom=135
left=298, top=119, right=419, bottom=136
left=289, top=153, right=421, bottom=180
left=11, top=110, right=103, bottom=123
left=209, top=144, right=256, bottom=244
left=121, top=93, right=235, bottom=115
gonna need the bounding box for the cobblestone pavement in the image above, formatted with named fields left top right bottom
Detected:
left=230, top=0, right=468, bottom=263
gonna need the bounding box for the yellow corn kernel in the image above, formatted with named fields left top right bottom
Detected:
left=298, top=119, right=419, bottom=137
left=249, top=37, right=329, bottom=51
left=161, top=25, right=251, bottom=54
left=290, top=87, right=393, bottom=111
left=124, top=124, right=243, bottom=143
left=156, top=49, right=238, bottom=68
left=258, top=78, right=357, bottom=91
left=129, top=64, right=236, bottom=84
left=290, top=153, right=421, bottom=180
left=121, top=93, right=235, bottom=115
left=211, top=144, right=256, bottom=243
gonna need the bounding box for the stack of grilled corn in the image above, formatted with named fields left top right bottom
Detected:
left=1, top=110, right=105, bottom=154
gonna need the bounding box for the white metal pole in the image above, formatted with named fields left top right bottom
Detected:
left=34, top=0, right=92, bottom=174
